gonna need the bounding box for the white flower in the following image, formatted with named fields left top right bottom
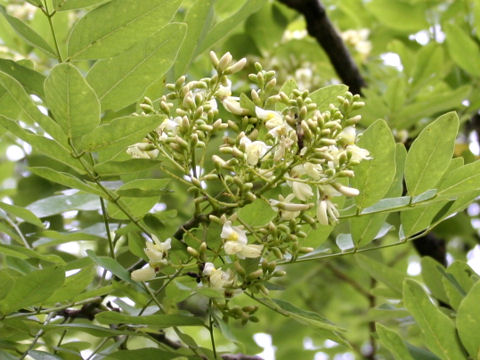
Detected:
left=144, top=237, right=171, bottom=266
left=222, top=96, right=248, bottom=115
left=347, top=145, right=371, bottom=163
left=221, top=221, right=248, bottom=244
left=316, top=199, right=340, bottom=225
left=256, top=106, right=284, bottom=128
left=290, top=181, right=314, bottom=201
left=273, top=135, right=295, bottom=161
left=338, top=126, right=356, bottom=145
left=335, top=184, right=360, bottom=197
left=131, top=265, right=156, bottom=282
left=240, top=136, right=270, bottom=165
left=203, top=262, right=234, bottom=289
left=304, top=162, right=323, bottom=180
left=221, top=221, right=263, bottom=259
left=159, top=117, right=181, bottom=133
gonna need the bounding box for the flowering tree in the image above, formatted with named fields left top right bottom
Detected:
left=1, top=1, right=480, bottom=359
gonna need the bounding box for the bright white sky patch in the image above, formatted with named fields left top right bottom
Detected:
left=6, top=145, right=24, bottom=161
left=407, top=257, right=422, bottom=276
left=254, top=333, right=275, bottom=360
left=380, top=52, right=403, bottom=71
left=467, top=245, right=480, bottom=275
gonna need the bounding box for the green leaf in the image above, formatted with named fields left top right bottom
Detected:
left=238, top=198, right=276, bottom=226
left=351, top=143, right=406, bottom=246
left=0, top=59, right=45, bottom=96
left=403, top=279, right=466, bottom=359
left=437, top=160, right=480, bottom=197
left=28, top=351, right=63, bottom=360
left=0, top=244, right=65, bottom=264
left=405, top=112, right=458, bottom=196
left=352, top=119, right=396, bottom=209
left=54, top=0, right=108, bottom=11
left=86, top=23, right=186, bottom=111
left=94, top=159, right=162, bottom=176
left=174, top=0, right=215, bottom=77
left=267, top=298, right=342, bottom=332
left=0, top=201, right=43, bottom=227
left=67, top=0, right=182, bottom=59
left=456, top=281, right=480, bottom=358
left=78, top=115, right=164, bottom=152
left=107, top=179, right=167, bottom=220
left=0, top=7, right=56, bottom=57
left=26, top=193, right=99, bottom=218
left=395, top=86, right=470, bottom=129
left=421, top=257, right=449, bottom=304
left=0, top=267, right=65, bottom=314
left=310, top=84, right=349, bottom=111
left=356, top=254, right=405, bottom=296
left=45, top=323, right=130, bottom=337
left=377, top=323, right=414, bottom=360
left=45, top=63, right=101, bottom=142
left=366, top=0, right=428, bottom=32
left=0, top=271, right=14, bottom=301
left=0, top=117, right=84, bottom=173
left=115, top=178, right=170, bottom=198
left=86, top=250, right=134, bottom=284
left=95, top=312, right=204, bottom=327
left=444, top=23, right=480, bottom=77
left=28, top=167, right=103, bottom=196
left=45, top=265, right=96, bottom=303
left=197, top=0, right=268, bottom=54
left=0, top=72, right=68, bottom=145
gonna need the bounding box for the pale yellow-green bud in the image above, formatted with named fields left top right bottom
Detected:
left=209, top=51, right=219, bottom=67
left=218, top=52, right=233, bottom=72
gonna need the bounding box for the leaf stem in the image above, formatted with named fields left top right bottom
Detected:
left=42, top=0, right=63, bottom=62
left=208, top=300, right=218, bottom=359
left=99, top=197, right=115, bottom=258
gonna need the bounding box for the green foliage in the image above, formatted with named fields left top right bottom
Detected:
left=0, top=0, right=479, bottom=359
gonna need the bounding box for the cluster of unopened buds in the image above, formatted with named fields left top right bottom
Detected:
left=127, top=52, right=370, bottom=311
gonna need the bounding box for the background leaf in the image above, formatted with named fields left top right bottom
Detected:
left=86, top=23, right=186, bottom=111
left=405, top=112, right=458, bottom=196
left=67, top=0, right=182, bottom=59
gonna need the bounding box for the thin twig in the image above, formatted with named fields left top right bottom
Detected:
left=19, top=312, right=55, bottom=359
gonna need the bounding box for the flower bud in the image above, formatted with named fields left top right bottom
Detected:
left=218, top=52, right=233, bottom=72
left=209, top=51, right=219, bottom=67
left=226, top=58, right=247, bottom=74
left=131, top=265, right=156, bottom=282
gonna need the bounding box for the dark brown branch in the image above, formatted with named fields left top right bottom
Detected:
left=277, top=0, right=365, bottom=94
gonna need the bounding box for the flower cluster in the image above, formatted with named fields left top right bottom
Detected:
left=341, top=28, right=372, bottom=60
left=127, top=52, right=370, bottom=316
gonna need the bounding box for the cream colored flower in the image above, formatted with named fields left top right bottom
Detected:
left=316, top=198, right=340, bottom=225
left=131, top=265, right=156, bottom=282
left=255, top=106, right=283, bottom=125
left=221, top=221, right=263, bottom=259
left=347, top=145, right=371, bottom=163
left=223, top=96, right=249, bottom=115
left=240, top=136, right=270, bottom=165
left=338, top=126, right=356, bottom=145
left=144, top=237, right=171, bottom=266
left=290, top=181, right=313, bottom=201
left=203, top=262, right=235, bottom=289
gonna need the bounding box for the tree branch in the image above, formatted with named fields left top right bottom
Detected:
left=277, top=0, right=365, bottom=94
